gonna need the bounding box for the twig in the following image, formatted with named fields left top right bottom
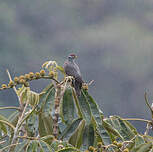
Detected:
left=17, top=136, right=38, bottom=140
left=18, top=105, right=37, bottom=129
left=0, top=140, right=6, bottom=145
left=120, top=140, right=134, bottom=151
left=144, top=92, right=153, bottom=116
left=123, top=118, right=151, bottom=123
left=8, top=101, right=29, bottom=152
left=88, top=80, right=94, bottom=86
left=52, top=76, right=73, bottom=138
left=53, top=84, right=61, bottom=138
left=6, top=69, right=17, bottom=93
left=0, top=106, right=20, bottom=111
left=0, top=73, right=60, bottom=92
left=6, top=69, right=22, bottom=106
left=144, top=122, right=151, bottom=135
left=42, top=76, right=59, bottom=84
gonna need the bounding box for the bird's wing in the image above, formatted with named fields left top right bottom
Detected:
left=64, top=61, right=83, bottom=83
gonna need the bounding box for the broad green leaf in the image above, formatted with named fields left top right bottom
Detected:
left=8, top=111, right=19, bottom=144
left=0, top=114, right=8, bottom=135
left=134, top=135, right=145, bottom=147
left=69, top=119, right=85, bottom=148
left=38, top=83, right=55, bottom=137
left=16, top=86, right=39, bottom=106
left=8, top=110, right=19, bottom=126
left=26, top=140, right=38, bottom=152
left=105, top=116, right=136, bottom=141
left=132, top=142, right=152, bottom=152
left=39, top=83, right=55, bottom=113
left=38, top=112, right=53, bottom=137
left=72, top=89, right=83, bottom=118
left=57, top=147, right=80, bottom=152
left=102, top=120, right=122, bottom=140
left=14, top=140, right=28, bottom=152
left=80, top=123, right=94, bottom=151
left=61, top=88, right=77, bottom=124
left=40, top=135, right=54, bottom=145
left=77, top=90, right=92, bottom=124
left=27, top=90, right=39, bottom=106
left=60, top=118, right=82, bottom=140
left=58, top=118, right=67, bottom=133
left=38, top=140, right=53, bottom=152
left=16, top=86, right=29, bottom=103
left=123, top=120, right=138, bottom=135
left=26, top=112, right=38, bottom=137
left=82, top=89, right=111, bottom=145
left=129, top=135, right=149, bottom=151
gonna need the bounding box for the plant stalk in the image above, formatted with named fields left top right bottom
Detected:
left=53, top=84, right=61, bottom=138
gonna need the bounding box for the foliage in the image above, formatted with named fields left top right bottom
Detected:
left=0, top=61, right=153, bottom=152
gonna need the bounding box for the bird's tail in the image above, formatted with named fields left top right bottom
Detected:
left=73, top=79, right=82, bottom=97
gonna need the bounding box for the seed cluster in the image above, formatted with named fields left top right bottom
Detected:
left=0, top=70, right=56, bottom=90
left=84, top=141, right=129, bottom=152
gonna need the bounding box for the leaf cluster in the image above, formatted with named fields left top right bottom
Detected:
left=0, top=61, right=153, bottom=152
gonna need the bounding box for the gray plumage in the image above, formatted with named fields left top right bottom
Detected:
left=64, top=54, right=83, bottom=96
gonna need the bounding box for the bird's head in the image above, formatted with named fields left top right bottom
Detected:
left=68, top=54, right=77, bottom=61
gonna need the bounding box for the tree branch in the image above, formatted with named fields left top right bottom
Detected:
left=0, top=106, right=20, bottom=111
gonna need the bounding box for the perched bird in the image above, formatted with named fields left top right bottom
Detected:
left=64, top=54, right=83, bottom=96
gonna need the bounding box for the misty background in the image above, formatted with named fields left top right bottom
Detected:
left=0, top=0, right=153, bottom=133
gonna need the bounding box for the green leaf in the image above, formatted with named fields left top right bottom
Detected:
left=134, top=135, right=145, bottom=147
left=57, top=147, right=80, bottom=152
left=0, top=114, right=8, bottom=135
left=38, top=83, right=55, bottom=137
left=82, top=89, right=111, bottom=145
left=80, top=123, right=94, bottom=151
left=38, top=140, right=53, bottom=152
left=69, top=119, right=85, bottom=148
left=132, top=142, right=152, bottom=152
left=26, top=112, right=38, bottom=137
left=27, top=90, right=39, bottom=106
left=77, top=90, right=92, bottom=124
left=8, top=110, right=19, bottom=127
left=129, top=135, right=149, bottom=151
left=38, top=112, right=53, bottom=137
left=61, top=88, right=77, bottom=124
left=26, top=140, right=38, bottom=152
left=105, top=116, right=136, bottom=141
left=102, top=119, right=122, bottom=141
left=72, top=89, right=83, bottom=118
left=16, top=86, right=39, bottom=106
left=40, top=135, right=54, bottom=145
left=39, top=83, right=55, bottom=113
left=60, top=118, right=82, bottom=140
left=16, top=85, right=28, bottom=103
left=56, top=65, right=65, bottom=74
left=14, top=140, right=28, bottom=152
left=123, top=119, right=138, bottom=135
